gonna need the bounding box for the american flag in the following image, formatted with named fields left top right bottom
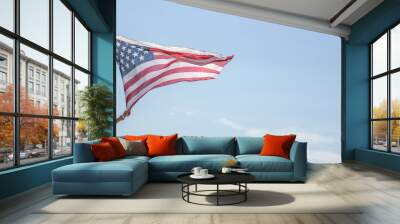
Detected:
left=116, top=36, right=233, bottom=121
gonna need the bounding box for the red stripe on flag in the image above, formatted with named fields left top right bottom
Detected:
left=123, top=59, right=178, bottom=91
left=125, top=67, right=219, bottom=102
left=151, top=47, right=233, bottom=66
left=125, top=76, right=215, bottom=111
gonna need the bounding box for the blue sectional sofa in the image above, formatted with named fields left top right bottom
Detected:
left=52, top=136, right=307, bottom=196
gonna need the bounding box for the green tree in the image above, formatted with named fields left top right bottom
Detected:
left=79, top=84, right=113, bottom=140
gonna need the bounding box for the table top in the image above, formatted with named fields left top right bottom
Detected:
left=177, top=172, right=255, bottom=185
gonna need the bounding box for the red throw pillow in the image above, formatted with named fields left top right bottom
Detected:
left=260, top=134, right=296, bottom=159
left=101, top=137, right=127, bottom=158
left=146, top=134, right=178, bottom=157
left=124, top=135, right=149, bottom=141
left=91, top=142, right=117, bottom=161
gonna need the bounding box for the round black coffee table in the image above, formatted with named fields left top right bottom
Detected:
left=177, top=173, right=255, bottom=206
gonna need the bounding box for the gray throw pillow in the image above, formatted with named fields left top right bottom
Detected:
left=118, top=138, right=147, bottom=156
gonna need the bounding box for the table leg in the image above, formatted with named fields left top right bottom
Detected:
left=195, top=184, right=198, bottom=192
left=187, top=184, right=190, bottom=202
left=217, top=184, right=219, bottom=206
left=245, top=183, right=247, bottom=201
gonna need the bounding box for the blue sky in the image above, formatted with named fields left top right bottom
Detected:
left=116, top=0, right=341, bottom=163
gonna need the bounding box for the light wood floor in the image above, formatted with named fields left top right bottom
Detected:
left=1, top=162, right=400, bottom=224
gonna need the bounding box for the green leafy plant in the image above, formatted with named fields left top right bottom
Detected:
left=79, top=84, right=114, bottom=140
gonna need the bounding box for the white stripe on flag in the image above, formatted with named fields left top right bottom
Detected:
left=125, top=72, right=218, bottom=108
left=122, top=58, right=176, bottom=83
left=124, top=61, right=223, bottom=94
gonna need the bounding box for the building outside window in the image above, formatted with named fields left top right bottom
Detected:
left=41, top=85, right=46, bottom=97
left=35, top=83, right=40, bottom=95
left=28, top=81, right=34, bottom=94
left=35, top=70, right=40, bottom=81
left=0, top=0, right=91, bottom=170
left=28, top=66, right=34, bottom=80
left=0, top=54, right=7, bottom=90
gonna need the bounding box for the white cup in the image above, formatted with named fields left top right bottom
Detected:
left=221, top=167, right=232, bottom=174
left=200, top=169, right=208, bottom=176
left=191, top=167, right=202, bottom=176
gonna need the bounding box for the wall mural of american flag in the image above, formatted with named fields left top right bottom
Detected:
left=116, top=36, right=234, bottom=121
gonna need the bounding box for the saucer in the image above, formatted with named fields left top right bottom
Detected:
left=190, top=174, right=215, bottom=179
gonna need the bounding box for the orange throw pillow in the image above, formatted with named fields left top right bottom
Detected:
left=260, top=134, right=296, bottom=159
left=146, top=134, right=178, bottom=157
left=124, top=135, right=149, bottom=141
left=101, top=137, right=127, bottom=158
left=91, top=142, right=117, bottom=161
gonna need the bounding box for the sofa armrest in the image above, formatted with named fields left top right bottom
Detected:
left=289, top=141, right=307, bottom=181
left=73, top=140, right=100, bottom=163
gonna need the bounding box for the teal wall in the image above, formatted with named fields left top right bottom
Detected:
left=92, top=32, right=115, bottom=135
left=343, top=0, right=400, bottom=170
left=0, top=0, right=116, bottom=200
left=0, top=158, right=72, bottom=199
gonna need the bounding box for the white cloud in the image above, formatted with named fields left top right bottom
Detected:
left=169, top=107, right=200, bottom=117
left=218, top=117, right=337, bottom=144
left=218, top=117, right=267, bottom=136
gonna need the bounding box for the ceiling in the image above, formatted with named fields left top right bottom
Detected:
left=168, top=0, right=384, bottom=38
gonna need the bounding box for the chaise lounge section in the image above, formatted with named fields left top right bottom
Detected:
left=52, top=136, right=307, bottom=196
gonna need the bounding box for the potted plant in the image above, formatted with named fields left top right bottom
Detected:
left=79, top=84, right=114, bottom=140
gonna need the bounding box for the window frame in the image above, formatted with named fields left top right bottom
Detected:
left=370, top=21, right=400, bottom=154
left=0, top=0, right=92, bottom=171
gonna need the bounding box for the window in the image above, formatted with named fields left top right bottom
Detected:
left=53, top=119, right=72, bottom=158
left=28, top=67, right=34, bottom=80
left=35, top=70, right=40, bottom=81
left=74, top=69, right=89, bottom=118
left=0, top=0, right=91, bottom=170
left=0, top=71, right=6, bottom=85
left=371, top=23, right=400, bottom=153
left=42, top=85, right=46, bottom=97
left=53, top=59, right=72, bottom=117
left=28, top=81, right=34, bottom=94
left=0, top=0, right=14, bottom=32
left=35, top=84, right=40, bottom=95
left=0, top=55, right=7, bottom=67
left=0, top=34, right=13, bottom=112
left=74, top=17, right=90, bottom=70
left=20, top=0, right=49, bottom=49
left=0, top=54, right=8, bottom=90
left=0, top=116, right=13, bottom=170
left=53, top=0, right=72, bottom=60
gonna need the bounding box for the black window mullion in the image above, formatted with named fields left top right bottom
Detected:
left=13, top=0, right=20, bottom=167
left=387, top=30, right=391, bottom=152
left=71, top=10, right=76, bottom=154
left=0, top=0, right=88, bottom=171
left=48, top=0, right=54, bottom=160
left=370, top=45, right=373, bottom=149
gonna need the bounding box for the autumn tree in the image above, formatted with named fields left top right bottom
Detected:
left=0, top=84, right=60, bottom=153
left=372, top=99, right=400, bottom=143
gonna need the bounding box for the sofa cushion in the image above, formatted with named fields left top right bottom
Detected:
left=236, top=155, right=293, bottom=172
left=53, top=158, right=147, bottom=183
left=101, top=137, right=127, bottom=158
left=260, top=134, right=296, bottom=159
left=147, top=134, right=178, bottom=157
left=236, top=137, right=263, bottom=155
left=74, top=140, right=100, bottom=163
left=149, top=154, right=235, bottom=172
left=91, top=142, right=118, bottom=161
left=179, top=136, right=236, bottom=155
left=119, top=138, right=147, bottom=156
